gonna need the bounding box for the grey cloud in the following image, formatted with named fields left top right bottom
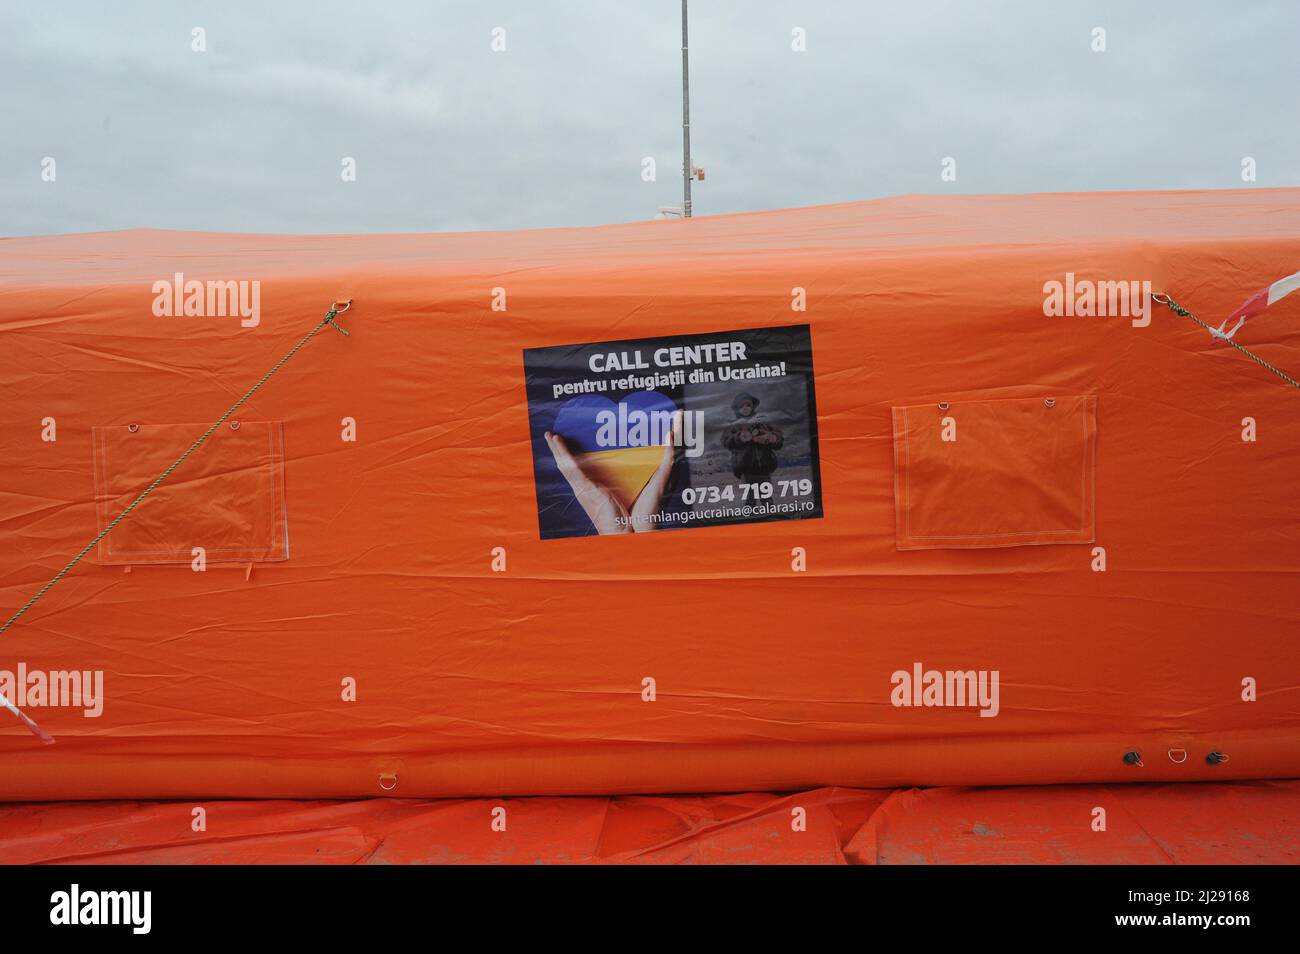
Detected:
left=1, top=0, right=1297, bottom=236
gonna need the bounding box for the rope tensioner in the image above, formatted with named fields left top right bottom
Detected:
left=0, top=300, right=352, bottom=744
left=1152, top=289, right=1300, bottom=390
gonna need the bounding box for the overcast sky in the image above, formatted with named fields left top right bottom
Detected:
left=2, top=1, right=1297, bottom=236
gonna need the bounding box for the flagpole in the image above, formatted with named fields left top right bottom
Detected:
left=681, top=0, right=692, bottom=218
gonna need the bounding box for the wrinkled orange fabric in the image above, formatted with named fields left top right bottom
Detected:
left=0, top=782, right=1295, bottom=864
left=1, top=188, right=1298, bottom=800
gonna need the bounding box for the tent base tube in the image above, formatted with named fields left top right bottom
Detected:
left=2, top=732, right=1298, bottom=801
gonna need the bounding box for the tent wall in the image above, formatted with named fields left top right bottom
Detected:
left=1, top=189, right=1298, bottom=799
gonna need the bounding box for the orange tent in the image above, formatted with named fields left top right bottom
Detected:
left=1, top=188, right=1298, bottom=801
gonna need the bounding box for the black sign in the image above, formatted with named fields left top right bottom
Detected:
left=522, top=324, right=823, bottom=539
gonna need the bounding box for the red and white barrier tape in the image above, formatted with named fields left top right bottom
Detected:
left=1214, top=267, right=1300, bottom=343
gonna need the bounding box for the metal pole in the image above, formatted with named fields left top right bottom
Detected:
left=681, top=0, right=692, bottom=218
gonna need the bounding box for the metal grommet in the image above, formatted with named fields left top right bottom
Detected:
left=229, top=421, right=241, bottom=431
left=1167, top=748, right=1187, bottom=764
left=938, top=401, right=950, bottom=412
left=378, top=771, right=398, bottom=791
left=127, top=423, right=139, bottom=433
left=1122, top=750, right=1144, bottom=767
left=1044, top=398, right=1056, bottom=408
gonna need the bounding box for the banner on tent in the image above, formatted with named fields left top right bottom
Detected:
left=522, top=325, right=823, bottom=539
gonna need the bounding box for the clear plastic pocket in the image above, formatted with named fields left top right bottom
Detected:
left=891, top=395, right=1096, bottom=550
left=92, top=421, right=289, bottom=565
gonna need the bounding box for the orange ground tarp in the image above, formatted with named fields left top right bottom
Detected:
left=1, top=188, right=1299, bottom=800
left=2, top=782, right=1297, bottom=864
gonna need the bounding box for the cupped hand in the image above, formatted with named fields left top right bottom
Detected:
left=545, top=410, right=683, bottom=535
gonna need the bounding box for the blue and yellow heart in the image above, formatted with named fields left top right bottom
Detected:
left=551, top=392, right=678, bottom=509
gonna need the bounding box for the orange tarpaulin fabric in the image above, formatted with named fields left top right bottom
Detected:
left=1, top=188, right=1299, bottom=800
left=1, top=782, right=1296, bottom=864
